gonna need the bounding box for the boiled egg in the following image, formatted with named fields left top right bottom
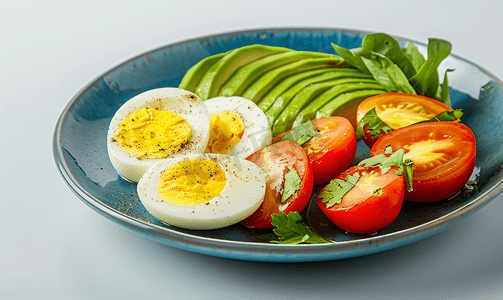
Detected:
left=107, top=88, right=210, bottom=182
left=203, top=96, right=272, bottom=158
left=137, top=153, right=266, bottom=230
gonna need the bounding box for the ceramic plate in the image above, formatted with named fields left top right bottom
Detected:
left=53, top=28, right=503, bottom=262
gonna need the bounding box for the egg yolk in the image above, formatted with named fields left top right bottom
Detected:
left=205, top=111, right=244, bottom=154
left=115, top=108, right=191, bottom=159
left=156, top=158, right=227, bottom=206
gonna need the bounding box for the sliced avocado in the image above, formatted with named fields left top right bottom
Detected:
left=194, top=45, right=292, bottom=100
left=178, top=52, right=227, bottom=92
left=218, top=51, right=338, bottom=98
left=257, top=68, right=341, bottom=111
left=264, top=69, right=372, bottom=126
left=293, top=80, right=384, bottom=126
left=316, top=89, right=387, bottom=129
left=241, top=57, right=345, bottom=103
left=271, top=78, right=382, bottom=136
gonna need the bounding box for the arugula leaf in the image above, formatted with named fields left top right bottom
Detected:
left=403, top=42, right=426, bottom=73
left=416, top=109, right=463, bottom=124
left=403, top=159, right=414, bottom=192
left=281, top=169, right=302, bottom=203
left=270, top=211, right=335, bottom=244
left=362, top=33, right=417, bottom=79
left=277, top=120, right=319, bottom=146
left=355, top=108, right=393, bottom=141
left=319, top=173, right=361, bottom=208
left=409, top=38, right=452, bottom=100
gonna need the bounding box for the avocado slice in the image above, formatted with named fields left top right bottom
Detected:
left=271, top=78, right=383, bottom=136
left=218, top=51, right=338, bottom=98
left=293, top=80, right=384, bottom=126
left=257, top=68, right=341, bottom=111
left=316, top=89, right=387, bottom=129
left=264, top=69, right=372, bottom=125
left=194, top=45, right=292, bottom=100
left=178, top=52, right=228, bottom=92
left=241, top=56, right=345, bottom=103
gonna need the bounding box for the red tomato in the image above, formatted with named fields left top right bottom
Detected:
left=316, top=165, right=405, bottom=234
left=371, top=122, right=476, bottom=202
left=356, top=93, right=455, bottom=147
left=273, top=116, right=357, bottom=185
left=241, top=140, right=314, bottom=229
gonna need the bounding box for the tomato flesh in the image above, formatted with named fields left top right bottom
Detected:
left=241, top=140, right=314, bottom=228
left=356, top=93, right=455, bottom=147
left=274, top=116, right=357, bottom=185
left=371, top=122, right=476, bottom=202
left=316, top=165, right=405, bottom=234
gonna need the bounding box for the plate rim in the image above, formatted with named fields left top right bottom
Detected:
left=52, top=26, right=503, bottom=262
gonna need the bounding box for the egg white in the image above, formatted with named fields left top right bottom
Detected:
left=107, top=88, right=210, bottom=182
left=137, top=153, right=266, bottom=230
left=204, top=96, right=272, bottom=158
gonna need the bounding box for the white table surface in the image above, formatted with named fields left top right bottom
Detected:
left=2, top=1, right=503, bottom=299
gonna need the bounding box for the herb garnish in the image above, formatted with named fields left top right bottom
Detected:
left=355, top=108, right=393, bottom=141
left=318, top=173, right=361, bottom=208
left=270, top=211, right=335, bottom=244
left=281, top=169, right=302, bottom=203
left=277, top=120, right=319, bottom=146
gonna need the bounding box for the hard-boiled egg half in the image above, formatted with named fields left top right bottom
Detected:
left=203, top=96, right=272, bottom=158
left=107, top=88, right=210, bottom=182
left=137, top=153, right=266, bottom=230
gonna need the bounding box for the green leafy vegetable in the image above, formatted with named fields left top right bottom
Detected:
left=440, top=68, right=455, bottom=106
left=282, top=169, right=302, bottom=203
left=409, top=38, right=452, bottom=100
left=362, top=33, right=417, bottom=79
left=319, top=173, right=361, bottom=208
left=355, top=107, right=393, bottom=141
left=361, top=54, right=417, bottom=94
left=416, top=109, right=463, bottom=124
left=403, top=42, right=426, bottom=73
left=358, top=147, right=414, bottom=191
left=277, top=120, right=319, bottom=145
left=331, top=43, right=370, bottom=74
left=270, top=211, right=335, bottom=244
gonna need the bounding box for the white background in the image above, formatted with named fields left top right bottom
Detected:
left=2, top=1, right=503, bottom=299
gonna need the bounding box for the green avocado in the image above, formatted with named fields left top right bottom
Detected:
left=316, top=89, right=387, bottom=129
left=271, top=78, right=383, bottom=136
left=178, top=52, right=227, bottom=92
left=264, top=69, right=372, bottom=125
left=194, top=45, right=292, bottom=100
left=241, top=57, right=345, bottom=103
left=257, top=68, right=341, bottom=111
left=218, top=51, right=339, bottom=98
left=293, top=80, right=384, bottom=126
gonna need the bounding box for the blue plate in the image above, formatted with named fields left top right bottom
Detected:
left=53, top=28, right=503, bottom=262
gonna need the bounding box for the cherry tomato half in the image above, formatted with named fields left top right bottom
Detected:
left=371, top=122, right=476, bottom=202
left=274, top=116, right=357, bottom=185
left=356, top=93, right=455, bottom=147
left=241, top=140, right=314, bottom=229
left=316, top=165, right=405, bottom=234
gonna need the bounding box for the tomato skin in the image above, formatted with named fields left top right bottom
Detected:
left=370, top=122, right=476, bottom=202
left=356, top=93, right=455, bottom=147
left=274, top=116, right=357, bottom=185
left=316, top=165, right=405, bottom=234
left=241, top=140, right=314, bottom=229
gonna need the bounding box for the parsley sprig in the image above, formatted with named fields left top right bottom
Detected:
left=270, top=211, right=335, bottom=244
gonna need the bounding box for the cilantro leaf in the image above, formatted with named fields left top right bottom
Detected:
left=281, top=169, right=302, bottom=203
left=355, top=108, right=393, bottom=141
left=278, top=120, right=319, bottom=146
left=319, top=173, right=360, bottom=208
left=270, top=211, right=335, bottom=244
